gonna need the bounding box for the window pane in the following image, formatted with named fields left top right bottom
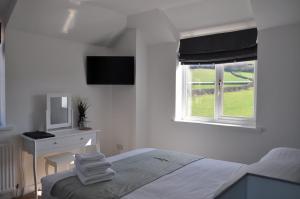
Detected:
left=187, top=65, right=215, bottom=118
left=222, top=61, right=255, bottom=118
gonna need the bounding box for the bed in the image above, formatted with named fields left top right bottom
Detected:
left=41, top=147, right=300, bottom=199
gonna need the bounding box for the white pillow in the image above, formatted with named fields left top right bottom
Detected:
left=248, top=160, right=300, bottom=183
left=248, top=147, right=300, bottom=183
left=259, top=147, right=300, bottom=163
left=215, top=147, right=300, bottom=197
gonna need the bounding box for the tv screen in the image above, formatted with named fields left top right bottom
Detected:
left=86, top=56, right=135, bottom=85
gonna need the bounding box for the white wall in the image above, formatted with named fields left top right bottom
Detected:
left=134, top=30, right=149, bottom=148
left=6, top=29, right=115, bottom=152
left=146, top=23, right=300, bottom=164
left=3, top=28, right=115, bottom=192
left=1, top=27, right=149, bottom=193
left=110, top=29, right=136, bottom=154
left=109, top=29, right=149, bottom=152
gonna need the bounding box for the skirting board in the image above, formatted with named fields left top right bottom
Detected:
left=0, top=192, right=14, bottom=199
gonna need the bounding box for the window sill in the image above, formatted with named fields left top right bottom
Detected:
left=174, top=118, right=263, bottom=132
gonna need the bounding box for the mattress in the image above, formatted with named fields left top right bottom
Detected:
left=42, top=148, right=245, bottom=199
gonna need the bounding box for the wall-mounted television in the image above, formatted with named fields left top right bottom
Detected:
left=86, top=56, right=135, bottom=85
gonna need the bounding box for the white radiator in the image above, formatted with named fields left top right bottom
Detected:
left=0, top=143, right=16, bottom=193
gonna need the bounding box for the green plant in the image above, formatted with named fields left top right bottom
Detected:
left=76, top=98, right=90, bottom=126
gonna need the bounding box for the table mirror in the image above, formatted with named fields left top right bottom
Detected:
left=46, top=93, right=72, bottom=131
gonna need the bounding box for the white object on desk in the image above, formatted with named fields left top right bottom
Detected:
left=21, top=128, right=100, bottom=199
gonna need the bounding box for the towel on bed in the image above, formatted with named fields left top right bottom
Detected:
left=75, top=152, right=105, bottom=164
left=75, top=159, right=112, bottom=177
left=76, top=168, right=116, bottom=185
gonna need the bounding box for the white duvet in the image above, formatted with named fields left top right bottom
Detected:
left=42, top=148, right=245, bottom=199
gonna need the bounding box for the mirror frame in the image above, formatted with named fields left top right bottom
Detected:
left=46, top=93, right=72, bottom=131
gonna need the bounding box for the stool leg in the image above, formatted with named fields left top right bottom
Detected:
left=45, top=160, right=49, bottom=176
left=54, top=164, right=58, bottom=173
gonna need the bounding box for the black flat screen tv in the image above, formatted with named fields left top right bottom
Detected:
left=86, top=56, right=135, bottom=85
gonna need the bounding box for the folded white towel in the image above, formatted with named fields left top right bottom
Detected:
left=76, top=168, right=116, bottom=185
left=75, top=152, right=105, bottom=164
left=75, top=159, right=112, bottom=177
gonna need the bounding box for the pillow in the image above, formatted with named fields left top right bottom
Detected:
left=215, top=147, right=300, bottom=197
left=248, top=147, right=300, bottom=183
left=259, top=147, right=300, bottom=163
left=248, top=160, right=300, bottom=183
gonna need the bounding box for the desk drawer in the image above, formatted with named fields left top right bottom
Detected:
left=36, top=133, right=96, bottom=155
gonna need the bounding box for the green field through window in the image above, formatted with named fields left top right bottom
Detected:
left=190, top=68, right=254, bottom=118
left=192, top=88, right=254, bottom=117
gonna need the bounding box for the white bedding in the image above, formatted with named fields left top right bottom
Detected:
left=42, top=148, right=245, bottom=199
left=123, top=158, right=244, bottom=199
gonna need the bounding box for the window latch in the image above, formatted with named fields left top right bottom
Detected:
left=218, top=80, right=222, bottom=86
left=217, top=79, right=223, bottom=95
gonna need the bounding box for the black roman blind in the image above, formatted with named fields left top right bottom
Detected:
left=178, top=28, right=257, bottom=65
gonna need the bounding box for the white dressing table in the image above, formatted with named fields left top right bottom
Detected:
left=21, top=128, right=100, bottom=199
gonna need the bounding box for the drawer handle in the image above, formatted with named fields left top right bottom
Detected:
left=53, top=142, right=57, bottom=145
left=80, top=137, right=84, bottom=140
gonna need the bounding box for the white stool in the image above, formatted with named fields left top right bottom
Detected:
left=45, top=152, right=75, bottom=175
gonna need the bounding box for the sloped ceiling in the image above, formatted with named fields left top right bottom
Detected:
left=73, top=0, right=202, bottom=16
left=0, top=0, right=11, bottom=20
left=8, top=0, right=127, bottom=45
left=0, top=0, right=17, bottom=24
left=127, top=9, right=179, bottom=46
left=164, top=0, right=254, bottom=33
left=251, top=0, right=300, bottom=30
left=10, top=0, right=291, bottom=46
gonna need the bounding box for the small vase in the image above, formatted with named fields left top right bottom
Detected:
left=78, top=117, right=87, bottom=130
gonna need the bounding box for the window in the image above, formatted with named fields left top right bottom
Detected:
left=0, top=22, right=6, bottom=128
left=177, top=60, right=256, bottom=126
left=176, top=28, right=257, bottom=127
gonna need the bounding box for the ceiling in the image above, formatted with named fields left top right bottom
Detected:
left=0, top=0, right=17, bottom=24
left=165, top=0, right=254, bottom=33
left=4, top=0, right=300, bottom=46
left=72, top=0, right=203, bottom=16
left=0, top=0, right=11, bottom=19
left=7, top=0, right=127, bottom=45
left=251, top=0, right=300, bottom=30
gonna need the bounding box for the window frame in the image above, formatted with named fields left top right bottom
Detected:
left=0, top=21, right=6, bottom=128
left=176, top=61, right=257, bottom=127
